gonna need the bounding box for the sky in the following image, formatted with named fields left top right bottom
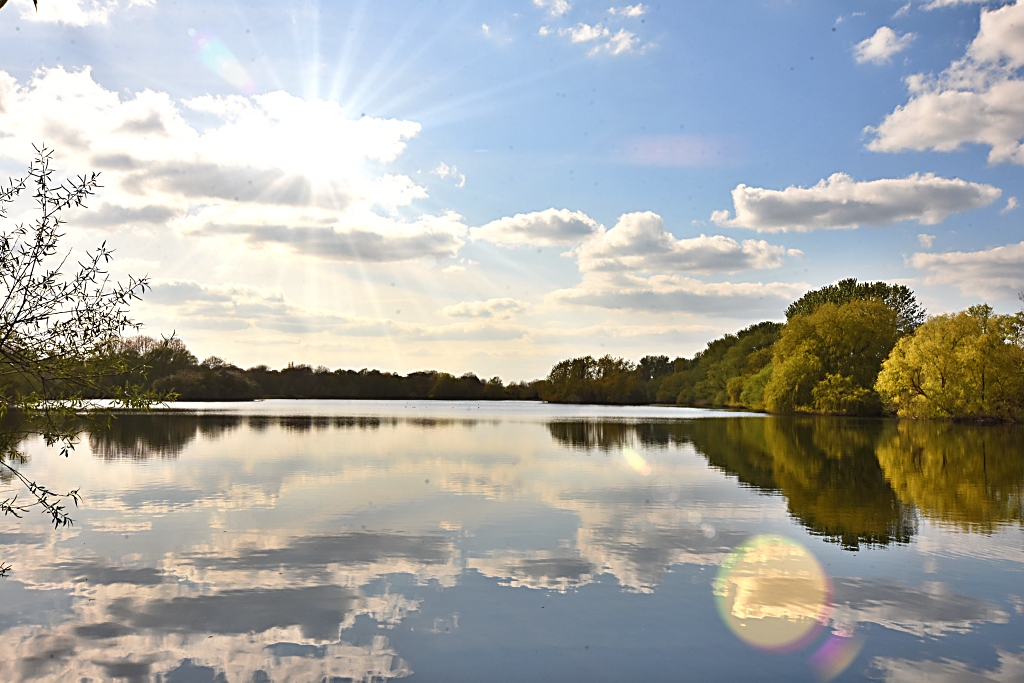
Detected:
left=0, top=0, right=1022, bottom=380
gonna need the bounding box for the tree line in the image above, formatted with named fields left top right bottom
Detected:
left=89, top=336, right=543, bottom=401
left=83, top=278, right=1024, bottom=421
left=540, top=279, right=1024, bottom=422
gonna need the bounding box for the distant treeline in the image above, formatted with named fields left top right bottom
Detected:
left=539, top=279, right=1024, bottom=422
left=92, top=337, right=542, bottom=402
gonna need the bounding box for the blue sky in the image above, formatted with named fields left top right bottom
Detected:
left=0, top=0, right=1021, bottom=379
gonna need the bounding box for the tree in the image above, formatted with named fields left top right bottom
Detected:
left=0, top=146, right=156, bottom=546
left=763, top=300, right=898, bottom=415
left=786, top=278, right=925, bottom=336
left=875, top=305, right=1024, bottom=421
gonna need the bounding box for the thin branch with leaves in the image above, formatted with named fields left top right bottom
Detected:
left=0, top=145, right=164, bottom=554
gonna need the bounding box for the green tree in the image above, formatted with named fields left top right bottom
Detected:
left=786, top=277, right=925, bottom=336
left=875, top=305, right=1024, bottom=421
left=763, top=300, right=898, bottom=415
left=0, top=147, right=157, bottom=541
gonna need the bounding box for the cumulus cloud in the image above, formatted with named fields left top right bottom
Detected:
left=1001, top=196, right=1019, bottom=214
left=918, top=233, right=936, bottom=248
left=0, top=67, right=464, bottom=265
left=470, top=208, right=599, bottom=246
left=574, top=212, right=799, bottom=274
left=854, top=27, right=915, bottom=65
left=909, top=241, right=1024, bottom=297
left=609, top=4, right=646, bottom=17
left=440, top=298, right=527, bottom=319
left=551, top=273, right=808, bottom=315
left=547, top=23, right=639, bottom=56
left=534, top=0, right=571, bottom=16
left=711, top=173, right=1001, bottom=233
left=866, top=1, right=1024, bottom=164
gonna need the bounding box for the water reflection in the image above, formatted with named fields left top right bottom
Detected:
left=1, top=405, right=1021, bottom=682
left=876, top=421, right=1024, bottom=532
left=549, top=416, right=1024, bottom=549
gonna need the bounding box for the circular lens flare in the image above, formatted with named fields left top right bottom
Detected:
left=808, top=632, right=865, bottom=682
left=714, top=535, right=831, bottom=652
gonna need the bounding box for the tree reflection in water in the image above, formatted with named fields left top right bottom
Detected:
left=876, top=421, right=1024, bottom=532
left=86, top=413, right=389, bottom=460
left=548, top=416, right=1024, bottom=550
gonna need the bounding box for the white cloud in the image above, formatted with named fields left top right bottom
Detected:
left=551, top=273, right=808, bottom=315
left=866, top=1, right=1024, bottom=164
left=440, top=298, right=527, bottom=319
left=603, top=29, right=639, bottom=55
left=909, top=241, right=1024, bottom=297
left=550, top=23, right=638, bottom=56
left=11, top=0, right=153, bottom=26
left=921, top=0, right=989, bottom=9
left=574, top=212, right=799, bottom=274
left=482, top=23, right=491, bottom=36
left=562, top=22, right=609, bottom=43
left=432, top=162, right=466, bottom=188
left=893, top=2, right=911, bottom=18
left=711, top=173, right=1001, bottom=233
left=0, top=67, right=461, bottom=264
left=854, top=26, right=915, bottom=65
left=1001, top=196, right=1019, bottom=214
left=470, top=208, right=599, bottom=247
left=609, top=4, right=645, bottom=17
left=533, top=0, right=571, bottom=17
left=918, top=233, right=936, bottom=248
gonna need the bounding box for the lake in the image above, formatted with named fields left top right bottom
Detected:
left=1, top=400, right=1022, bottom=682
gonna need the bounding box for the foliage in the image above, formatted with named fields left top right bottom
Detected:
left=785, top=277, right=926, bottom=335
left=541, top=355, right=654, bottom=404
left=654, top=322, right=781, bottom=407
left=763, top=300, right=899, bottom=415
left=0, top=146, right=157, bottom=529
left=875, top=305, right=1024, bottom=421
left=100, top=341, right=544, bottom=401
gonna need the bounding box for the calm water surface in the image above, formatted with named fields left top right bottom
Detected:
left=1, top=400, right=1022, bottom=682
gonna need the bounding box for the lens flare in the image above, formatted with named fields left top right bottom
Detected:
left=622, top=446, right=652, bottom=476
left=192, top=31, right=256, bottom=94
left=714, top=535, right=830, bottom=652
left=808, top=632, right=864, bottom=682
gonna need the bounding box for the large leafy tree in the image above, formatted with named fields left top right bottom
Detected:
left=0, top=146, right=160, bottom=548
left=875, top=305, right=1024, bottom=421
left=763, top=300, right=900, bottom=415
left=786, top=278, right=926, bottom=336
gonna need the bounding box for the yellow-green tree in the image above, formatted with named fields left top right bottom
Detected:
left=875, top=305, right=1024, bottom=421
left=763, top=300, right=899, bottom=415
